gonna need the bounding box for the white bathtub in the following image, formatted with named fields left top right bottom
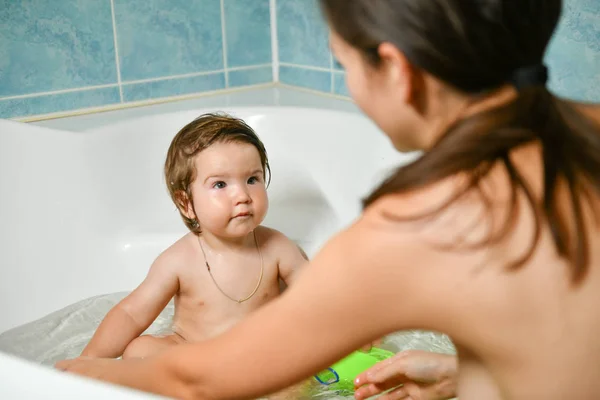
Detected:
left=0, top=87, right=424, bottom=398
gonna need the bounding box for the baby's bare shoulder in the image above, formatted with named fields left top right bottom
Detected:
left=254, top=226, right=299, bottom=252
left=153, top=233, right=198, bottom=272
left=254, top=226, right=286, bottom=244
left=254, top=226, right=308, bottom=271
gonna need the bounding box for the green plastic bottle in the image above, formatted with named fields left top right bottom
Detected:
left=314, top=347, right=396, bottom=394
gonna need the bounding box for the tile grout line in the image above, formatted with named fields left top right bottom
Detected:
left=229, top=63, right=272, bottom=72
left=277, top=83, right=352, bottom=101
left=0, top=84, right=120, bottom=101
left=329, top=51, right=335, bottom=93
left=0, top=65, right=273, bottom=102
left=220, top=0, right=229, bottom=88
left=14, top=83, right=277, bottom=122
left=122, top=64, right=271, bottom=85
left=270, top=0, right=279, bottom=82
left=9, top=82, right=354, bottom=122
left=279, top=62, right=332, bottom=73
left=122, top=70, right=225, bottom=86
left=109, top=0, right=124, bottom=102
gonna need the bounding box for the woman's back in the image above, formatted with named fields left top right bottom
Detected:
left=372, top=103, right=600, bottom=399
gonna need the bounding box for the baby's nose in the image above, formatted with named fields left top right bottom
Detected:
left=234, top=187, right=251, bottom=203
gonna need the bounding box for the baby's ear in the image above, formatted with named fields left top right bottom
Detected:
left=174, top=190, right=195, bottom=219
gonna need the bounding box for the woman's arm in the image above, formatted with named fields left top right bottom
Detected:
left=58, top=207, right=438, bottom=399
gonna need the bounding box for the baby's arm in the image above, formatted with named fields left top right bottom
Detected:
left=81, top=251, right=180, bottom=358
left=276, top=234, right=309, bottom=287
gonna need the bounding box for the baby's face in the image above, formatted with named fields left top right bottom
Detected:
left=189, top=141, right=268, bottom=238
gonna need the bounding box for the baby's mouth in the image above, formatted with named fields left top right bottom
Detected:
left=233, top=212, right=252, bottom=219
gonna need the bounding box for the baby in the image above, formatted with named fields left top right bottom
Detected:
left=79, top=113, right=308, bottom=359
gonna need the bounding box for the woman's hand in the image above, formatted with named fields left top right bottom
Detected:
left=55, top=357, right=122, bottom=381
left=56, top=357, right=133, bottom=381
left=354, top=350, right=457, bottom=400
left=360, top=337, right=384, bottom=352
left=55, top=356, right=166, bottom=395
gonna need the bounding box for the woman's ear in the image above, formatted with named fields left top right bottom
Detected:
left=174, top=190, right=195, bottom=220
left=377, top=42, right=424, bottom=110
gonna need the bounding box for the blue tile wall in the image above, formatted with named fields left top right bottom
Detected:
left=0, top=87, right=121, bottom=119
left=276, top=0, right=600, bottom=103
left=279, top=65, right=330, bottom=92
left=0, top=0, right=275, bottom=119
left=0, top=0, right=116, bottom=97
left=277, top=0, right=330, bottom=68
left=332, top=72, right=348, bottom=97
left=228, top=66, right=273, bottom=88
left=114, top=0, right=223, bottom=81
left=3, top=0, right=596, bottom=119
left=225, top=0, right=272, bottom=67
left=122, top=72, right=226, bottom=102
left=275, top=0, right=344, bottom=97
left=546, top=0, right=600, bottom=102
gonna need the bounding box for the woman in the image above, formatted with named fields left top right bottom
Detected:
left=57, top=0, right=600, bottom=399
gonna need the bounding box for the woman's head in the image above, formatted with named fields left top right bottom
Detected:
left=322, top=0, right=562, bottom=150
left=165, top=113, right=270, bottom=237
left=324, top=1, right=600, bottom=281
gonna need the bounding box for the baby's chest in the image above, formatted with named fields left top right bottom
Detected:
left=178, top=258, right=281, bottom=308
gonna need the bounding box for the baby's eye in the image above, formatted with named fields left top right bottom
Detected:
left=248, top=176, right=259, bottom=184
left=213, top=181, right=226, bottom=189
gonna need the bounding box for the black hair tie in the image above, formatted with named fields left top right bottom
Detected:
left=510, top=64, right=549, bottom=90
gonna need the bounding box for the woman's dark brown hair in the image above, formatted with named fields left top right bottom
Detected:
left=165, top=113, right=270, bottom=234
left=320, top=0, right=600, bottom=281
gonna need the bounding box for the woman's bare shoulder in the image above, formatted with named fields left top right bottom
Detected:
left=360, top=172, right=480, bottom=241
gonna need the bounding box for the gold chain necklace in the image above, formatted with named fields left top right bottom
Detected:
left=197, top=230, right=264, bottom=303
